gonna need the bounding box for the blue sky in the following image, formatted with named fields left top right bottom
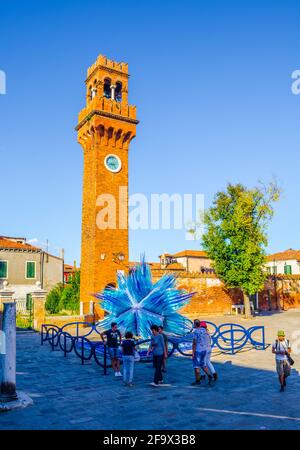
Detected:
left=1, top=0, right=300, bottom=264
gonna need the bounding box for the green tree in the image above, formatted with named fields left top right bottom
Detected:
left=201, top=182, right=280, bottom=318
left=58, top=270, right=80, bottom=314
left=45, top=271, right=80, bottom=315
left=45, top=283, right=64, bottom=314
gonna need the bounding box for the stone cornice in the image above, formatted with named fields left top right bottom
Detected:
left=0, top=247, right=41, bottom=254
left=85, top=65, right=130, bottom=84
left=75, top=110, right=139, bottom=131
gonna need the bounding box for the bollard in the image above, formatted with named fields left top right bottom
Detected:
left=0, top=302, right=18, bottom=402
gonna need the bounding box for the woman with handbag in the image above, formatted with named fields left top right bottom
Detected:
left=272, top=330, right=293, bottom=392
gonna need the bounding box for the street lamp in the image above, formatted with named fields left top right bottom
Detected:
left=112, top=252, right=126, bottom=264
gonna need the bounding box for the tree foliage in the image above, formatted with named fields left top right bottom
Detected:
left=202, top=182, right=280, bottom=316
left=45, top=270, right=80, bottom=315
left=45, top=283, right=64, bottom=314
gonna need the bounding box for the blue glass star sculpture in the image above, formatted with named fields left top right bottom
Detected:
left=95, top=257, right=194, bottom=339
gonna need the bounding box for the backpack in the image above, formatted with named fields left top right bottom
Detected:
left=275, top=339, right=294, bottom=366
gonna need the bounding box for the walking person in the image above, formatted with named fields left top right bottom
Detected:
left=158, top=325, right=168, bottom=373
left=147, top=324, right=167, bottom=387
left=191, top=319, right=213, bottom=386
left=101, top=322, right=122, bottom=377
left=200, top=321, right=218, bottom=381
left=272, top=330, right=293, bottom=392
left=121, top=331, right=135, bottom=387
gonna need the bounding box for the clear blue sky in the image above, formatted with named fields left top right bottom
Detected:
left=1, top=0, right=300, bottom=264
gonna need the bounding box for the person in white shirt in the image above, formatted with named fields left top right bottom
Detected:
left=200, top=321, right=218, bottom=382
left=272, top=330, right=292, bottom=392
left=191, top=320, right=213, bottom=386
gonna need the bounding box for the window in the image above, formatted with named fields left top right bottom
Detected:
left=272, top=266, right=277, bottom=275
left=284, top=264, right=292, bottom=275
left=0, top=261, right=8, bottom=278
left=26, top=261, right=36, bottom=279
left=103, top=79, right=111, bottom=98
left=26, top=294, right=32, bottom=311
left=115, top=82, right=122, bottom=102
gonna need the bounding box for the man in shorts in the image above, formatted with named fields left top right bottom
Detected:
left=101, top=322, right=122, bottom=377
left=272, top=330, right=292, bottom=392
left=191, top=319, right=213, bottom=386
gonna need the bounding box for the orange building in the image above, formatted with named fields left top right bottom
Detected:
left=76, top=55, right=138, bottom=315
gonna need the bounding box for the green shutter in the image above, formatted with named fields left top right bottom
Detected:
left=26, top=262, right=36, bottom=278
left=284, top=265, right=292, bottom=275
left=0, top=261, right=7, bottom=278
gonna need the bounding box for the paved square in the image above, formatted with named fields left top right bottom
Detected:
left=1, top=310, right=300, bottom=430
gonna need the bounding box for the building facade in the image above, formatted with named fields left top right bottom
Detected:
left=159, top=250, right=214, bottom=273
left=265, top=249, right=300, bottom=275
left=0, top=236, right=63, bottom=300
left=76, top=55, right=138, bottom=315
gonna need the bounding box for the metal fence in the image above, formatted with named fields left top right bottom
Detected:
left=15, top=297, right=33, bottom=329
left=41, top=321, right=266, bottom=374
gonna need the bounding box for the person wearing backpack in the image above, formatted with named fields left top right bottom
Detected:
left=272, top=330, right=293, bottom=392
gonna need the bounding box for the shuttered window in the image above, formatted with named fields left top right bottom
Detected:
left=284, top=265, right=292, bottom=275
left=26, top=261, right=36, bottom=279
left=0, top=261, right=8, bottom=278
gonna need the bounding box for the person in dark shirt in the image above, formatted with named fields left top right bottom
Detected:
left=147, top=324, right=167, bottom=386
left=101, top=322, right=122, bottom=377
left=158, top=325, right=168, bottom=373
left=121, top=331, right=136, bottom=387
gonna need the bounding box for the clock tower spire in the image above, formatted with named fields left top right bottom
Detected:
left=76, top=54, right=138, bottom=317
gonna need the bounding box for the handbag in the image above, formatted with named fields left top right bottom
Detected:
left=286, top=352, right=295, bottom=366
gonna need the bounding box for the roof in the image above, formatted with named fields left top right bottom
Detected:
left=64, top=264, right=76, bottom=271
left=172, top=250, right=208, bottom=258
left=267, top=249, right=300, bottom=262
left=0, top=237, right=41, bottom=252
left=128, top=261, right=184, bottom=271
left=162, top=262, right=185, bottom=270
left=129, top=261, right=160, bottom=268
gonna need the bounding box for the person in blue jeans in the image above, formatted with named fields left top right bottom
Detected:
left=121, top=331, right=135, bottom=387
left=147, top=324, right=167, bottom=387
left=192, top=319, right=213, bottom=386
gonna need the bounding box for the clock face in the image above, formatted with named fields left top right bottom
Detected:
left=104, top=154, right=122, bottom=173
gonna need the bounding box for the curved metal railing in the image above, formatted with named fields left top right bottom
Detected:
left=41, top=321, right=266, bottom=373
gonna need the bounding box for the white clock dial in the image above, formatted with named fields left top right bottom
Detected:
left=104, top=154, right=122, bottom=173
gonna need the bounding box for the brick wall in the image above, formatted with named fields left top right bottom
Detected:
left=259, top=276, right=300, bottom=310
left=152, top=272, right=241, bottom=317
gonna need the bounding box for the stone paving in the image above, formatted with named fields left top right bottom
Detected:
left=1, top=309, right=300, bottom=430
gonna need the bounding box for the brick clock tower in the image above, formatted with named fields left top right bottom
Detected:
left=76, top=55, right=138, bottom=316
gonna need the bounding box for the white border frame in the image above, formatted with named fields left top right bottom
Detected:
left=104, top=154, right=122, bottom=173
left=0, top=260, right=8, bottom=279
left=25, top=260, right=36, bottom=280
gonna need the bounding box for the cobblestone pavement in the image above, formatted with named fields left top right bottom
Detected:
left=1, top=309, right=300, bottom=430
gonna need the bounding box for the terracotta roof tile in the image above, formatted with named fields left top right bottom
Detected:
left=0, top=237, right=40, bottom=252
left=163, top=262, right=185, bottom=270
left=267, top=249, right=300, bottom=262
left=172, top=250, right=208, bottom=258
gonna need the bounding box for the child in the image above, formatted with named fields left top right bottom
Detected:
left=121, top=331, right=136, bottom=387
